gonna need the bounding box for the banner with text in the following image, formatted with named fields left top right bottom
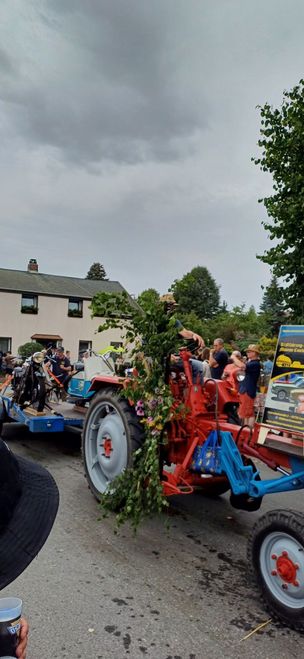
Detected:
left=261, top=325, right=304, bottom=434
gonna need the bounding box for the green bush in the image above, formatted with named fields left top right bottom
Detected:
left=18, top=341, right=44, bottom=360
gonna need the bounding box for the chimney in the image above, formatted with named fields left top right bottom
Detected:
left=27, top=259, right=39, bottom=273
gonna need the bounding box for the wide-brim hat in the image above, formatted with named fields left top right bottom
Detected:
left=0, top=439, right=59, bottom=590
left=246, top=344, right=260, bottom=355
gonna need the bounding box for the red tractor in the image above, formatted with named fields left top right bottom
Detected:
left=82, top=348, right=304, bottom=630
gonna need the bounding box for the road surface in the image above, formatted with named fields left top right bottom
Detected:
left=2, top=423, right=303, bottom=659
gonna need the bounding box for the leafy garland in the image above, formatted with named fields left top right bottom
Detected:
left=90, top=291, right=182, bottom=529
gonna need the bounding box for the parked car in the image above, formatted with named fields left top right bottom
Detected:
left=271, top=375, right=304, bottom=401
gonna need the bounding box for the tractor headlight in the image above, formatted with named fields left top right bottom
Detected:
left=33, top=352, right=44, bottom=364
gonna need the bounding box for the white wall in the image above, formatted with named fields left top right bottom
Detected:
left=0, top=292, right=123, bottom=360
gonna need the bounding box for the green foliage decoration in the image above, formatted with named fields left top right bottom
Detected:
left=90, top=291, right=184, bottom=529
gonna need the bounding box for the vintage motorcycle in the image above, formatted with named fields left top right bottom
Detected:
left=12, top=352, right=46, bottom=412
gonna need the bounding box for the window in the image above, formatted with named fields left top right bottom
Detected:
left=68, top=298, right=83, bottom=318
left=0, top=337, right=11, bottom=353
left=78, top=340, right=92, bottom=358
left=21, top=294, right=38, bottom=314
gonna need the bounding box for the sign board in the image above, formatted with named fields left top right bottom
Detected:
left=260, top=325, right=304, bottom=436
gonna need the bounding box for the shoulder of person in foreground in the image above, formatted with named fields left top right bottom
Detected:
left=0, top=439, right=59, bottom=659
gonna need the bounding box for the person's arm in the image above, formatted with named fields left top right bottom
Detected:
left=178, top=327, right=205, bottom=348
left=209, top=350, right=218, bottom=368
left=230, top=353, right=245, bottom=369
left=61, top=358, right=71, bottom=373
left=16, top=616, right=29, bottom=659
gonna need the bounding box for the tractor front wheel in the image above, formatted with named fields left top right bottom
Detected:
left=248, top=509, right=304, bottom=630
left=82, top=389, right=144, bottom=500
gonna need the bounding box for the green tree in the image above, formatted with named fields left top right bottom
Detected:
left=171, top=266, right=220, bottom=320
left=18, top=341, right=44, bottom=359
left=259, top=275, right=286, bottom=335
left=254, top=79, right=304, bottom=320
left=86, top=262, right=108, bottom=280
left=137, top=288, right=159, bottom=312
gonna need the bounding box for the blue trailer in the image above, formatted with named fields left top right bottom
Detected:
left=0, top=395, right=84, bottom=434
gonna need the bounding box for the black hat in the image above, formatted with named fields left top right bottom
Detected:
left=0, top=439, right=59, bottom=590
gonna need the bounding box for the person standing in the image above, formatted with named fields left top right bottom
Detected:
left=3, top=351, right=15, bottom=376
left=53, top=347, right=71, bottom=388
left=263, top=353, right=274, bottom=389
left=230, top=344, right=261, bottom=428
left=209, top=338, right=228, bottom=379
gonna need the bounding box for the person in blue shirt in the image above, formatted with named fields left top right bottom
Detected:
left=263, top=355, right=274, bottom=376
left=209, top=338, right=229, bottom=379
left=231, top=344, right=261, bottom=427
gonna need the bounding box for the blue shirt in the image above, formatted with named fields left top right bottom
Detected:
left=239, top=359, right=261, bottom=398
left=210, top=349, right=228, bottom=379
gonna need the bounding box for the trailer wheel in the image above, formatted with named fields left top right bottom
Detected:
left=82, top=389, right=144, bottom=500
left=248, top=509, right=304, bottom=630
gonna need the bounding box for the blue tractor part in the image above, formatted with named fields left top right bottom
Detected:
left=193, top=430, right=304, bottom=500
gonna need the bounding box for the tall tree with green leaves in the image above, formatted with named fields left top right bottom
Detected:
left=137, top=288, right=159, bottom=311
left=171, top=266, right=220, bottom=320
left=254, top=79, right=304, bottom=320
left=86, top=262, right=108, bottom=280
left=260, top=275, right=286, bottom=335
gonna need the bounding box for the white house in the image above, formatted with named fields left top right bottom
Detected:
left=0, top=260, right=128, bottom=360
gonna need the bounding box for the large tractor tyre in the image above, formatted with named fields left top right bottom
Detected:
left=248, top=509, right=304, bottom=630
left=82, top=389, right=144, bottom=501
left=197, top=475, right=230, bottom=497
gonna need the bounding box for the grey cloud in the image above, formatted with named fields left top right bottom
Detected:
left=0, top=0, right=206, bottom=164
left=0, top=47, right=15, bottom=75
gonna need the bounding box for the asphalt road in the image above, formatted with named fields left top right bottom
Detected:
left=2, top=423, right=303, bottom=659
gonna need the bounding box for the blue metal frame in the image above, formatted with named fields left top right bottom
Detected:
left=1, top=396, right=83, bottom=433
left=200, top=430, right=304, bottom=499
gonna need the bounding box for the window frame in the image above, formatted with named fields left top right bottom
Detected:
left=68, top=298, right=83, bottom=318
left=21, top=293, right=38, bottom=314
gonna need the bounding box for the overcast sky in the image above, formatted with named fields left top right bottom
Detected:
left=1, top=0, right=303, bottom=308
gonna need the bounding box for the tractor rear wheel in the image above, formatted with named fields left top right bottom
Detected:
left=82, top=389, right=144, bottom=500
left=248, top=509, right=304, bottom=630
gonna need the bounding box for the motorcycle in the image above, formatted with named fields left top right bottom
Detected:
left=12, top=352, right=46, bottom=412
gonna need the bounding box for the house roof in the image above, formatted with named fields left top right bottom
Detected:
left=0, top=268, right=127, bottom=300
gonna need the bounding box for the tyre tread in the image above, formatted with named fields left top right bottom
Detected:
left=248, top=508, right=304, bottom=630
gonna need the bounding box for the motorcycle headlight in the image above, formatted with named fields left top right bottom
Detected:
left=33, top=352, right=44, bottom=364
